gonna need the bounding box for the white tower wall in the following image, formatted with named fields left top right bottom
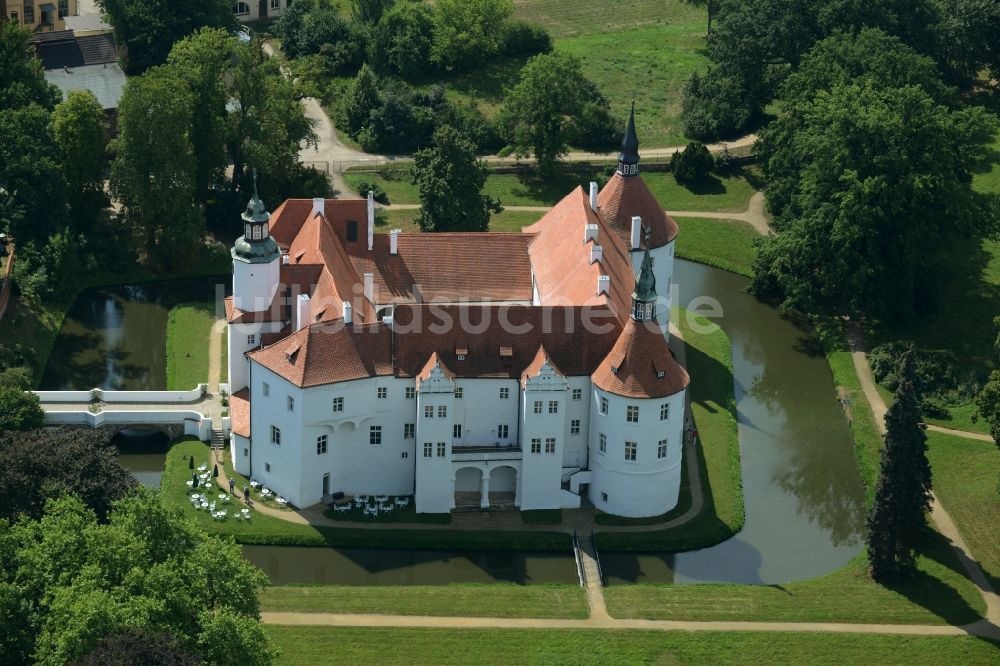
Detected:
left=232, top=256, right=280, bottom=313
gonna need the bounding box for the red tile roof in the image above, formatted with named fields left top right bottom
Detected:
left=520, top=344, right=565, bottom=387
left=230, top=388, right=250, bottom=438
left=592, top=318, right=689, bottom=398
left=598, top=173, right=679, bottom=249
left=269, top=198, right=370, bottom=250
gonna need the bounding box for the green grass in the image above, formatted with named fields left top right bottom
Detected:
left=520, top=509, right=562, bottom=525
left=323, top=501, right=451, bottom=525
left=162, top=438, right=570, bottom=551
left=265, top=626, right=1000, bottom=665
left=165, top=301, right=222, bottom=390
left=596, top=309, right=743, bottom=550
left=674, top=216, right=758, bottom=277
left=259, top=583, right=588, bottom=618
left=377, top=208, right=543, bottom=234
left=604, top=545, right=986, bottom=625
left=348, top=168, right=759, bottom=211
left=927, top=431, right=1000, bottom=590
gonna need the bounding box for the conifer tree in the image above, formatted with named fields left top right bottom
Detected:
left=865, top=347, right=933, bottom=581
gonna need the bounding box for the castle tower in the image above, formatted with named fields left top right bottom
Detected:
left=588, top=248, right=689, bottom=518
left=617, top=101, right=640, bottom=177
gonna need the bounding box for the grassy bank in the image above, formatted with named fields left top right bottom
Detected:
left=259, top=583, right=588, bottom=619
left=927, top=431, right=1000, bottom=590
left=162, top=438, right=570, bottom=552
left=348, top=169, right=759, bottom=212
left=674, top=216, right=758, bottom=277
left=596, top=308, right=743, bottom=551
left=165, top=301, right=225, bottom=390
left=265, top=626, right=1000, bottom=664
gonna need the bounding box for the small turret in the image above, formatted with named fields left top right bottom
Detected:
left=232, top=171, right=280, bottom=265
left=631, top=247, right=656, bottom=321
left=617, top=102, right=639, bottom=177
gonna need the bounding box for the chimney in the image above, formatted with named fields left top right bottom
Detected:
left=367, top=191, right=375, bottom=251
left=589, top=182, right=599, bottom=212
left=282, top=254, right=290, bottom=265
left=342, top=300, right=352, bottom=325
left=295, top=293, right=311, bottom=331
left=364, top=272, right=375, bottom=302
left=631, top=216, right=642, bottom=250
left=584, top=223, right=599, bottom=244
left=590, top=244, right=603, bottom=264
left=311, top=197, right=324, bottom=218
left=597, top=275, right=611, bottom=296
left=390, top=228, right=401, bottom=255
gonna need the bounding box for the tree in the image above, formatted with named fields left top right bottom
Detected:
left=110, top=66, right=203, bottom=270
left=0, top=366, right=32, bottom=390
left=167, top=28, right=236, bottom=205
left=0, top=428, right=137, bottom=521
left=751, top=80, right=999, bottom=319
left=682, top=0, right=722, bottom=33
left=352, top=0, right=395, bottom=25
left=0, top=20, right=60, bottom=111
left=865, top=349, right=933, bottom=581
left=51, top=91, right=107, bottom=218
left=97, top=0, right=236, bottom=74
left=412, top=126, right=501, bottom=232
left=671, top=141, right=715, bottom=185
left=973, top=316, right=1000, bottom=446
left=431, top=0, right=513, bottom=71
left=1, top=491, right=274, bottom=665
left=497, top=52, right=601, bottom=174
left=370, top=2, right=435, bottom=78
left=78, top=628, right=201, bottom=666
left=0, top=386, right=44, bottom=431
left=340, top=63, right=381, bottom=135
left=681, top=64, right=767, bottom=141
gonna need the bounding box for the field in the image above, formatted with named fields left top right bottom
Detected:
left=165, top=301, right=225, bottom=390
left=346, top=168, right=759, bottom=212
left=596, top=308, right=743, bottom=551
left=265, top=626, right=1000, bottom=665
left=259, top=583, right=588, bottom=618
left=674, top=216, right=758, bottom=277
left=377, top=208, right=542, bottom=234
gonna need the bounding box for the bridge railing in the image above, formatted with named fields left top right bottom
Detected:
left=34, top=384, right=208, bottom=403
left=43, top=410, right=213, bottom=439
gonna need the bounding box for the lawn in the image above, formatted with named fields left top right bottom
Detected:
left=927, top=431, right=1000, bottom=590
left=259, top=583, right=588, bottom=619
left=265, top=626, right=1000, bottom=665
left=376, top=208, right=543, bottom=234
left=596, top=308, right=743, bottom=551
left=603, top=544, right=986, bottom=625
left=165, top=300, right=225, bottom=390
left=162, top=438, right=571, bottom=551
left=347, top=168, right=759, bottom=211
left=674, top=216, right=758, bottom=277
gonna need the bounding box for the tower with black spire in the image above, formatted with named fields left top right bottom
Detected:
left=617, top=101, right=640, bottom=177
left=631, top=247, right=657, bottom=322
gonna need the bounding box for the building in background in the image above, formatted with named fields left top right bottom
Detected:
left=233, top=0, right=287, bottom=23
left=33, top=29, right=125, bottom=128
left=3, top=0, right=77, bottom=32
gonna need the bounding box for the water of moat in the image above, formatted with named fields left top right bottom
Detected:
left=40, top=276, right=229, bottom=390
left=90, top=261, right=864, bottom=586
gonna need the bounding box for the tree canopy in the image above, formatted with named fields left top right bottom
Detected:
left=0, top=491, right=273, bottom=664
left=973, top=316, right=1000, bottom=446
left=0, top=20, right=60, bottom=111
left=0, top=386, right=44, bottom=432
left=412, top=126, right=502, bottom=232
left=0, top=428, right=137, bottom=521
left=51, top=91, right=107, bottom=218
left=97, top=0, right=236, bottom=74
left=431, top=0, right=513, bottom=71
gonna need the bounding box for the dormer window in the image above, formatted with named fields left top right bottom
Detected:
left=457, top=354, right=465, bottom=361
left=346, top=220, right=358, bottom=242
left=611, top=365, right=619, bottom=375
left=656, top=370, right=665, bottom=379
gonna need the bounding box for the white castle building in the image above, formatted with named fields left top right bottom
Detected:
left=226, top=109, right=690, bottom=517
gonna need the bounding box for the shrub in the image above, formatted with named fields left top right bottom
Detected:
left=681, top=66, right=761, bottom=141
left=355, top=180, right=389, bottom=204
left=370, top=2, right=436, bottom=78
left=870, top=341, right=979, bottom=412
left=0, top=386, right=44, bottom=432
left=502, top=20, right=552, bottom=57
left=671, top=141, right=715, bottom=184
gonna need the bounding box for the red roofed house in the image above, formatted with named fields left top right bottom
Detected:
left=227, top=113, right=689, bottom=517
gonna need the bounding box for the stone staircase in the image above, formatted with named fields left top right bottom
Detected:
left=211, top=428, right=226, bottom=451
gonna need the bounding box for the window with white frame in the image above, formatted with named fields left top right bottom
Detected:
left=370, top=425, right=382, bottom=445
left=270, top=0, right=280, bottom=9
left=270, top=425, right=280, bottom=445
left=572, top=388, right=582, bottom=400
left=533, top=400, right=543, bottom=414
left=660, top=403, right=670, bottom=421
left=423, top=442, right=432, bottom=458
left=316, top=435, right=328, bottom=455
left=233, top=2, right=250, bottom=15
left=657, top=439, right=668, bottom=459
left=424, top=405, right=434, bottom=418
left=545, top=437, right=556, bottom=454
left=406, top=386, right=415, bottom=399
left=500, top=387, right=509, bottom=399
left=377, top=387, right=387, bottom=399
left=454, top=387, right=463, bottom=399
left=453, top=424, right=462, bottom=438
left=626, top=405, right=639, bottom=423
left=58, top=0, right=69, bottom=19
left=599, top=396, right=608, bottom=415
left=599, top=432, right=606, bottom=453
left=332, top=397, right=343, bottom=412
left=436, top=442, right=446, bottom=457
left=571, top=419, right=580, bottom=434
left=247, top=334, right=256, bottom=345
left=262, top=382, right=270, bottom=397
left=23, top=3, right=33, bottom=23
left=548, top=400, right=558, bottom=414
left=404, top=423, right=415, bottom=439
left=287, top=396, right=294, bottom=412
left=437, top=405, right=447, bottom=418
left=530, top=438, right=541, bottom=454
left=498, top=424, right=508, bottom=438
left=625, top=441, right=637, bottom=461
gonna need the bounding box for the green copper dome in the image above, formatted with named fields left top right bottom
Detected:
left=232, top=171, right=281, bottom=264
left=232, top=235, right=280, bottom=264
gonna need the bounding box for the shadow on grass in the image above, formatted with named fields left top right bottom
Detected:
left=679, top=174, right=727, bottom=196
left=503, top=167, right=608, bottom=205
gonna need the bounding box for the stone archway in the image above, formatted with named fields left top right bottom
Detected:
left=489, top=465, right=517, bottom=509
left=454, top=466, right=483, bottom=510
left=109, top=427, right=170, bottom=454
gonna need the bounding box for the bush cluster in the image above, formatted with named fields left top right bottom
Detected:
left=670, top=141, right=715, bottom=184
left=870, top=341, right=979, bottom=417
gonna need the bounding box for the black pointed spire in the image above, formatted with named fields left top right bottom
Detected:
left=631, top=247, right=657, bottom=321
left=618, top=101, right=640, bottom=177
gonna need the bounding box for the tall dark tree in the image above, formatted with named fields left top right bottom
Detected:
left=973, top=316, right=1000, bottom=446
left=412, top=126, right=501, bottom=232
left=51, top=90, right=108, bottom=219
left=865, top=348, right=933, bottom=581
left=352, top=0, right=395, bottom=25
left=0, top=20, right=60, bottom=111
left=97, top=0, right=236, bottom=74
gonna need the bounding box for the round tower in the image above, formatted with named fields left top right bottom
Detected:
left=232, top=173, right=281, bottom=313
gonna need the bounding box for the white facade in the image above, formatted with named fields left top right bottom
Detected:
left=234, top=0, right=286, bottom=23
